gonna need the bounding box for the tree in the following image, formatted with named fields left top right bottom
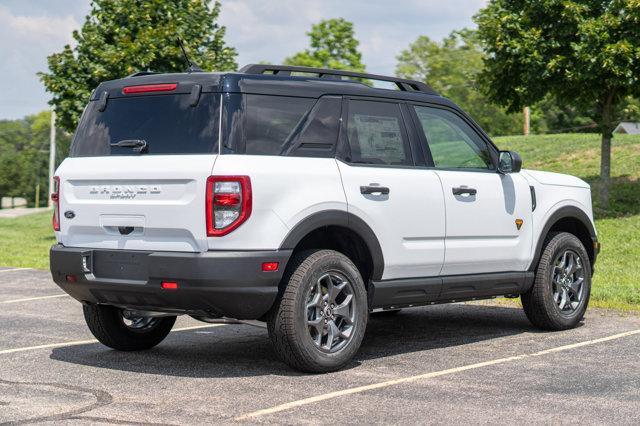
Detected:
left=475, top=0, right=640, bottom=206
left=396, top=29, right=521, bottom=136
left=0, top=112, right=71, bottom=207
left=40, top=0, right=237, bottom=133
left=285, top=18, right=365, bottom=71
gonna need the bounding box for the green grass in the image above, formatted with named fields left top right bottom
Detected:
left=0, top=211, right=55, bottom=270
left=0, top=133, right=638, bottom=311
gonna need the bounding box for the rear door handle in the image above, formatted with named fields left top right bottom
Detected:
left=452, top=186, right=477, bottom=196
left=360, top=185, right=390, bottom=195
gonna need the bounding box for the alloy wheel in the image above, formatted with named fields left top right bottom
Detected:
left=121, top=310, right=160, bottom=331
left=551, top=250, right=585, bottom=315
left=305, top=272, right=357, bottom=353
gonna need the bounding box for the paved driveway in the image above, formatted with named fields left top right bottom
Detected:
left=1, top=267, right=638, bottom=424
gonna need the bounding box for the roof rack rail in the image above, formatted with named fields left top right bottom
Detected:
left=239, top=64, right=437, bottom=94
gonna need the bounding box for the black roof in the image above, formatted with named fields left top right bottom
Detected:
left=91, top=64, right=450, bottom=105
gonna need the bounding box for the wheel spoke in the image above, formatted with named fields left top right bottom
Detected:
left=558, top=252, right=568, bottom=269
left=327, top=280, right=346, bottom=304
left=564, top=253, right=575, bottom=275
left=323, top=320, right=339, bottom=350
left=333, top=294, right=353, bottom=322
left=558, top=288, right=568, bottom=310
left=569, top=277, right=584, bottom=295
left=308, top=316, right=323, bottom=333
left=553, top=265, right=563, bottom=277
left=339, top=325, right=353, bottom=340
left=306, top=291, right=323, bottom=310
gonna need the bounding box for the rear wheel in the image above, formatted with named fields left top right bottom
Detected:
left=267, top=249, right=368, bottom=373
left=83, top=305, right=176, bottom=351
left=522, top=232, right=591, bottom=330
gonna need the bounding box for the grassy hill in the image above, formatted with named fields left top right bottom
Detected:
left=0, top=133, right=638, bottom=310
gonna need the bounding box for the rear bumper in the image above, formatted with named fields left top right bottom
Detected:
left=50, top=244, right=291, bottom=319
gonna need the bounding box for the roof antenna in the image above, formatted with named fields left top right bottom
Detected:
left=177, top=38, right=203, bottom=73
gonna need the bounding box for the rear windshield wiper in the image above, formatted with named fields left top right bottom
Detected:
left=110, top=139, right=148, bottom=153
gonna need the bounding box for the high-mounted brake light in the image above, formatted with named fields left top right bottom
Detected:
left=52, top=176, right=60, bottom=231
left=122, top=83, right=177, bottom=94
left=206, top=176, right=252, bottom=237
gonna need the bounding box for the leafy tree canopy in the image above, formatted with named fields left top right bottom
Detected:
left=40, top=0, right=237, bottom=133
left=0, top=112, right=71, bottom=206
left=475, top=0, right=640, bottom=205
left=285, top=18, right=365, bottom=71
left=396, top=29, right=521, bottom=136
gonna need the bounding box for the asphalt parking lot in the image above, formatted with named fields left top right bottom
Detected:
left=1, top=266, right=639, bottom=425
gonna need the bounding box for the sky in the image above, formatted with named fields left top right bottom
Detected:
left=0, top=0, right=486, bottom=120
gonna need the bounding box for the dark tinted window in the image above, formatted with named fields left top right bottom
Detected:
left=71, top=93, right=220, bottom=157
left=413, top=106, right=493, bottom=169
left=281, top=96, right=341, bottom=157
left=244, top=95, right=314, bottom=155
left=346, top=100, right=412, bottom=166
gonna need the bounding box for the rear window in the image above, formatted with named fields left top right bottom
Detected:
left=70, top=93, right=220, bottom=157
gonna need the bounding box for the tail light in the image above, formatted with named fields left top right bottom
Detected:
left=206, top=176, right=252, bottom=236
left=52, top=176, right=60, bottom=231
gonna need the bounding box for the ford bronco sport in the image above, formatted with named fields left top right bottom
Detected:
left=50, top=64, right=599, bottom=373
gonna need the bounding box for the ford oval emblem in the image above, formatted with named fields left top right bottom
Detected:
left=64, top=210, right=75, bottom=219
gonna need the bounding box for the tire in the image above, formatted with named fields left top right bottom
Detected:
left=83, top=304, right=176, bottom=351
left=267, top=249, right=369, bottom=373
left=522, top=232, right=592, bottom=331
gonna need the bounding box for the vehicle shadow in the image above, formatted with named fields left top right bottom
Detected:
left=50, top=303, right=539, bottom=378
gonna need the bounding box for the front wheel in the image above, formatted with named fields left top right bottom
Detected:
left=267, top=249, right=368, bottom=373
left=83, top=304, right=176, bottom=351
left=522, top=232, right=592, bottom=330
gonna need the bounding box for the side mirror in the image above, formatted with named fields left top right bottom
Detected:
left=498, top=151, right=522, bottom=173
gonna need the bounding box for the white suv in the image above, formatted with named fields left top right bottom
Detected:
left=50, top=64, right=599, bottom=372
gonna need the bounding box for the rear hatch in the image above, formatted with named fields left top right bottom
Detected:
left=55, top=78, right=221, bottom=252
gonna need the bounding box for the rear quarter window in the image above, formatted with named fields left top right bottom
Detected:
left=243, top=94, right=315, bottom=156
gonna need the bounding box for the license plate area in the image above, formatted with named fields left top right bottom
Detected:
left=92, top=250, right=149, bottom=281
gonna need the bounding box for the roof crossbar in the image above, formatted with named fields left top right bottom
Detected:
left=239, top=64, right=436, bottom=94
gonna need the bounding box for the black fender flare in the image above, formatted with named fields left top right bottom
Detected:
left=279, top=209, right=385, bottom=280
left=529, top=205, right=597, bottom=272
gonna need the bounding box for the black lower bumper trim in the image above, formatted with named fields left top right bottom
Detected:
left=50, top=245, right=291, bottom=319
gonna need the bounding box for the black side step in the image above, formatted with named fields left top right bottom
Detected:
left=370, top=271, right=534, bottom=310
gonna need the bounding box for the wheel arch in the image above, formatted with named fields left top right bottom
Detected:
left=529, top=205, right=597, bottom=273
left=279, top=210, right=384, bottom=281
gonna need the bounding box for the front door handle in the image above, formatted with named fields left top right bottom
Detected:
left=360, top=185, right=390, bottom=195
left=452, top=186, right=477, bottom=196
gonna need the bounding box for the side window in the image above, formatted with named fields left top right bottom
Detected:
left=346, top=100, right=412, bottom=166
left=244, top=94, right=314, bottom=155
left=413, top=106, right=493, bottom=169
left=281, top=96, right=342, bottom=158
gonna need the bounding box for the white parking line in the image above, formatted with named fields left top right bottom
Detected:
left=0, top=294, right=69, bottom=304
left=0, top=324, right=225, bottom=355
left=235, top=329, right=640, bottom=421
left=0, top=268, right=31, bottom=273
